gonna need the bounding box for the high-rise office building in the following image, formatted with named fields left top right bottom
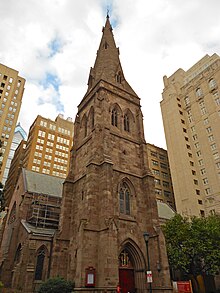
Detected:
left=23, top=114, right=74, bottom=179
left=2, top=123, right=27, bottom=184
left=4, top=140, right=26, bottom=207
left=161, top=54, right=220, bottom=216
left=146, top=143, right=176, bottom=210
left=0, top=64, right=25, bottom=185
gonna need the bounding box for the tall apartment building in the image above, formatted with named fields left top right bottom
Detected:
left=0, top=64, right=25, bottom=185
left=146, top=143, right=176, bottom=210
left=23, top=114, right=74, bottom=179
left=161, top=53, right=220, bottom=217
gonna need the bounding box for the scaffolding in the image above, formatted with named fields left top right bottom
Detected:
left=27, top=193, right=61, bottom=229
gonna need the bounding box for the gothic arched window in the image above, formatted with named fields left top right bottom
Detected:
left=14, top=243, right=22, bottom=264
left=124, top=114, right=130, bottom=132
left=111, top=108, right=118, bottom=127
left=119, top=182, right=130, bottom=215
left=34, top=247, right=46, bottom=280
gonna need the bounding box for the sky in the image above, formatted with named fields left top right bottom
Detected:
left=0, top=0, right=220, bottom=149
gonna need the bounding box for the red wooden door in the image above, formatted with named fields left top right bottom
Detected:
left=119, top=268, right=135, bottom=293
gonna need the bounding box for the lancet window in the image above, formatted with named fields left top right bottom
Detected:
left=111, top=108, right=118, bottom=127
left=119, top=182, right=130, bottom=215
left=124, top=114, right=130, bottom=132
left=35, top=246, right=46, bottom=280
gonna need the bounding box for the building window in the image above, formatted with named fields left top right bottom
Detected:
left=198, top=200, right=203, bottom=205
left=152, top=160, right=159, bottom=166
left=216, top=162, right=220, bottom=169
left=209, top=79, right=217, bottom=90
left=35, top=247, right=46, bottom=280
left=111, top=108, right=118, bottom=127
left=119, top=182, right=130, bottom=215
left=215, top=97, right=220, bottom=106
left=206, top=127, right=212, bottom=133
left=194, top=142, right=199, bottom=149
left=203, top=178, right=208, bottom=185
left=160, top=163, right=167, bottom=169
left=210, top=143, right=217, bottom=151
left=152, top=169, right=160, bottom=175
left=196, top=150, right=202, bottom=157
left=200, top=210, right=205, bottom=217
left=192, top=170, right=196, bottom=175
left=192, top=134, right=198, bottom=141
left=184, top=96, right=190, bottom=106
left=203, top=118, right=209, bottom=125
left=154, top=178, right=161, bottom=185
left=213, top=153, right=220, bottom=160
left=151, top=151, right=157, bottom=157
left=196, top=189, right=200, bottom=195
left=196, top=88, right=203, bottom=97
left=163, top=181, right=169, bottom=188
left=124, top=114, right=130, bottom=132
left=164, top=190, right=171, bottom=197
left=208, top=135, right=214, bottom=142
left=200, top=168, right=206, bottom=175
left=205, top=188, right=211, bottom=195
left=194, top=179, right=198, bottom=185
left=155, top=188, right=162, bottom=195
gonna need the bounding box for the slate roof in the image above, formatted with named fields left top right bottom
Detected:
left=157, top=201, right=176, bottom=220
left=23, top=169, right=64, bottom=198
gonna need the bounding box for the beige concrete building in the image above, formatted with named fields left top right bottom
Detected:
left=161, top=54, right=220, bottom=217
left=0, top=64, right=25, bottom=185
left=146, top=143, right=176, bottom=210
left=23, top=114, right=74, bottom=179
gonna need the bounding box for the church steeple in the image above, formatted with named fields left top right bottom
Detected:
left=86, top=16, right=138, bottom=97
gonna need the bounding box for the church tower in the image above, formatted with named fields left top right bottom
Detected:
left=54, top=16, right=172, bottom=293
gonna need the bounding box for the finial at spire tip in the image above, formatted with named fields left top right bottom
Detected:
left=106, top=7, right=110, bottom=18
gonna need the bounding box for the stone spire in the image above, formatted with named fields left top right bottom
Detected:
left=86, top=16, right=138, bottom=97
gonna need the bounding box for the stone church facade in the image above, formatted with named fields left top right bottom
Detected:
left=0, top=16, right=172, bottom=293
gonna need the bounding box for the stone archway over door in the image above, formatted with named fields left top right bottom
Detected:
left=119, top=241, right=146, bottom=293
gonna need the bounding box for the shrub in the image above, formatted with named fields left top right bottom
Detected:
left=38, top=277, right=74, bottom=293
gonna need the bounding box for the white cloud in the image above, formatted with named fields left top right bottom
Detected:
left=0, top=0, right=220, bottom=148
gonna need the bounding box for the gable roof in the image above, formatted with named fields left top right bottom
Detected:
left=23, top=169, right=64, bottom=197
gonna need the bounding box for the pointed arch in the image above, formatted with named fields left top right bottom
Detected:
left=14, top=243, right=22, bottom=265
left=119, top=238, right=146, bottom=292
left=81, top=113, right=88, bottom=137
left=110, top=103, right=122, bottom=129
left=88, top=106, right=95, bottom=133
left=118, top=178, right=135, bottom=215
left=123, top=109, right=135, bottom=133
left=34, top=245, right=48, bottom=280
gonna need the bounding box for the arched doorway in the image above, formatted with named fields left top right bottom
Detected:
left=119, top=241, right=146, bottom=293
left=119, top=249, right=135, bottom=293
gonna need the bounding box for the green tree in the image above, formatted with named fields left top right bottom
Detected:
left=163, top=214, right=220, bottom=290
left=0, top=140, right=5, bottom=212
left=38, top=277, right=74, bottom=293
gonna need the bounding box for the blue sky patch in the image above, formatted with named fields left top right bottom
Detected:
left=41, top=73, right=61, bottom=91
left=39, top=72, right=64, bottom=112
left=48, top=37, right=62, bottom=58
